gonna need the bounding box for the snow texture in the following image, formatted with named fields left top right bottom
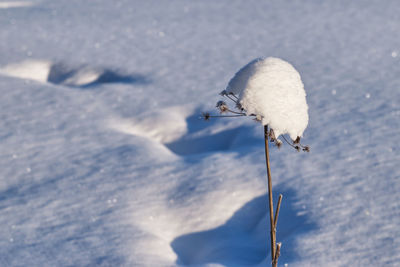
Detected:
left=1, top=1, right=400, bottom=267
left=226, top=57, right=308, bottom=140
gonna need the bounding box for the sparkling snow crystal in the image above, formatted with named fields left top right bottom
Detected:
left=226, top=57, right=309, bottom=140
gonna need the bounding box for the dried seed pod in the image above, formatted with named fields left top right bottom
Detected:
left=275, top=139, right=282, bottom=148
left=202, top=112, right=210, bottom=121
left=216, top=100, right=229, bottom=113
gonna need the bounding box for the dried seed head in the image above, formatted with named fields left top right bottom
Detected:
left=303, top=146, right=310, bottom=152
left=275, top=139, right=282, bottom=148
left=216, top=100, right=229, bottom=113
left=201, top=112, right=210, bottom=121
left=236, top=102, right=244, bottom=111
left=216, top=100, right=226, bottom=107
left=268, top=128, right=277, bottom=142
left=294, top=145, right=300, bottom=152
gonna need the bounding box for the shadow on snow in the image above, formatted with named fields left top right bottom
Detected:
left=165, top=111, right=260, bottom=156
left=47, top=63, right=149, bottom=88
left=171, top=188, right=317, bottom=266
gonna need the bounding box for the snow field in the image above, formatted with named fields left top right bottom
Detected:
left=0, top=0, right=400, bottom=266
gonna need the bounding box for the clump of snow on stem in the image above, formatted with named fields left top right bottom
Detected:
left=226, top=57, right=309, bottom=140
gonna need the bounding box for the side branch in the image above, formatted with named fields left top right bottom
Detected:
left=274, top=194, right=283, bottom=229
left=273, top=243, right=282, bottom=267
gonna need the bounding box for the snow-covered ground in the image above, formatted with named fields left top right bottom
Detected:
left=1, top=0, right=399, bottom=266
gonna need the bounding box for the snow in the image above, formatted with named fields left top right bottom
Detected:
left=0, top=1, right=33, bottom=9
left=0, top=59, right=142, bottom=87
left=226, top=57, right=308, bottom=140
left=0, top=59, right=52, bottom=83
left=1, top=1, right=400, bottom=267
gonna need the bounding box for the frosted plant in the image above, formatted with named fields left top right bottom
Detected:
left=205, top=57, right=309, bottom=151
left=203, top=57, right=310, bottom=266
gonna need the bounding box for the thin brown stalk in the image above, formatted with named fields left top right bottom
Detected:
left=274, top=194, right=283, bottom=229
left=281, top=135, right=299, bottom=149
left=264, top=125, right=276, bottom=263
left=225, top=108, right=246, bottom=115
left=228, top=92, right=239, bottom=100
left=204, top=114, right=246, bottom=119
left=272, top=243, right=282, bottom=267
left=225, top=94, right=238, bottom=103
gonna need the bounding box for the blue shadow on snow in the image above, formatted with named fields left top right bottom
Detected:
left=47, top=63, right=149, bottom=88
left=171, top=188, right=317, bottom=266
left=165, top=111, right=260, bottom=156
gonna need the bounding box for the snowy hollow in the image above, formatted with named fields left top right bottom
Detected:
left=226, top=57, right=309, bottom=140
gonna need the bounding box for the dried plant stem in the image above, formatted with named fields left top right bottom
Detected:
left=225, top=108, right=246, bottom=115
left=273, top=243, right=282, bottom=267
left=274, top=194, right=283, bottom=230
left=264, top=125, right=276, bottom=262
left=264, top=125, right=282, bottom=267
left=225, top=94, right=238, bottom=103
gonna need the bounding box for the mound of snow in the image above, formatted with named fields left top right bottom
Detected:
left=0, top=60, right=119, bottom=87
left=107, top=106, right=190, bottom=144
left=226, top=57, right=309, bottom=140
left=49, top=65, right=103, bottom=87
left=0, top=1, right=33, bottom=9
left=0, top=60, right=52, bottom=82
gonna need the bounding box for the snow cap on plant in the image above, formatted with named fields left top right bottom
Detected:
left=226, top=57, right=309, bottom=141
left=206, top=57, right=310, bottom=151
left=205, top=58, right=310, bottom=267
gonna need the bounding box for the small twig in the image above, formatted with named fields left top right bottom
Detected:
left=281, top=135, right=297, bottom=148
left=281, top=135, right=310, bottom=152
left=216, top=100, right=246, bottom=116
left=229, top=92, right=239, bottom=100
left=272, top=243, right=282, bottom=267
left=201, top=113, right=246, bottom=120
left=211, top=114, right=245, bottom=117
left=226, top=94, right=238, bottom=103
left=273, top=194, right=283, bottom=229
left=225, top=108, right=246, bottom=115
left=281, top=135, right=301, bottom=151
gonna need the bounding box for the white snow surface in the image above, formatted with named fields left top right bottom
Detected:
left=1, top=1, right=400, bottom=267
left=226, top=57, right=308, bottom=139
left=0, top=1, right=34, bottom=9
left=0, top=59, right=52, bottom=82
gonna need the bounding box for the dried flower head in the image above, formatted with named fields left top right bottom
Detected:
left=268, top=129, right=277, bottom=141
left=201, top=112, right=210, bottom=121
left=216, top=100, right=229, bottom=113
left=275, top=139, right=282, bottom=148
left=205, top=85, right=309, bottom=151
